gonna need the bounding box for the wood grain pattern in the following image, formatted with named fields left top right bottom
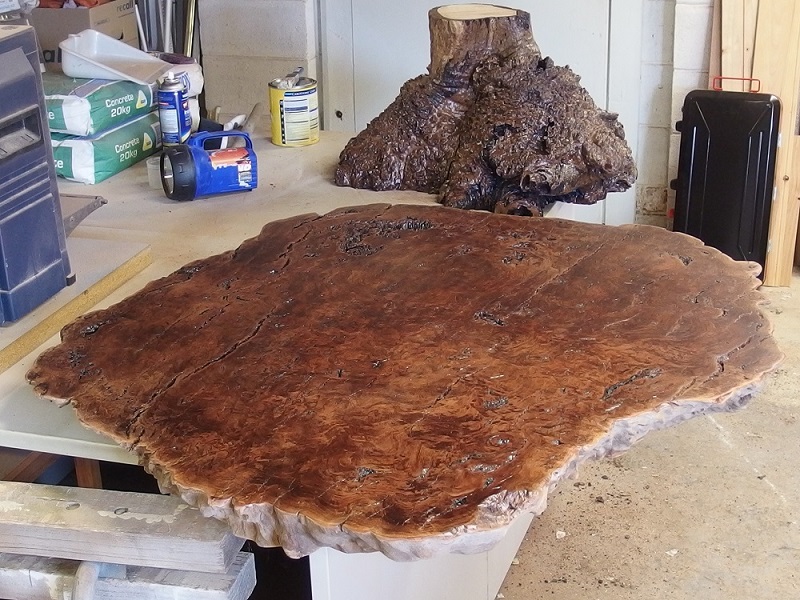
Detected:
left=720, top=0, right=758, bottom=91
left=73, top=457, right=102, bottom=488
left=427, top=5, right=538, bottom=85
left=709, top=0, right=722, bottom=86
left=754, top=0, right=800, bottom=285
left=743, top=0, right=758, bottom=84
left=2, top=452, right=59, bottom=483
left=721, top=0, right=744, bottom=90
left=27, top=205, right=782, bottom=559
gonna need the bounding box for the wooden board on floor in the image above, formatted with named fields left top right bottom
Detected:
left=0, top=237, right=151, bottom=374
left=0, top=552, right=256, bottom=600
left=721, top=0, right=746, bottom=89
left=753, top=0, right=800, bottom=285
left=0, top=481, right=243, bottom=574
left=743, top=0, right=758, bottom=83
left=709, top=0, right=722, bottom=85
left=720, top=0, right=759, bottom=91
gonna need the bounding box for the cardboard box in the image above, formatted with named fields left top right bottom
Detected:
left=29, top=0, right=138, bottom=66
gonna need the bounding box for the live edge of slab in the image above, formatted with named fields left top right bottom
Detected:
left=0, top=236, right=152, bottom=375
left=27, top=204, right=782, bottom=560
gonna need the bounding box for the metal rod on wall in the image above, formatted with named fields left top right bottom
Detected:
left=138, top=0, right=161, bottom=53
left=134, top=1, right=148, bottom=51
left=184, top=0, right=196, bottom=57
left=164, top=0, right=174, bottom=52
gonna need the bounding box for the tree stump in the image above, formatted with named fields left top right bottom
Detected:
left=335, top=5, right=637, bottom=216
left=28, top=205, right=781, bottom=560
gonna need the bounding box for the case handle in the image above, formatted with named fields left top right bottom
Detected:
left=711, top=76, right=761, bottom=93
left=188, top=130, right=253, bottom=150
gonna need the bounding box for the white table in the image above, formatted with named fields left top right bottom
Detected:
left=0, top=130, right=591, bottom=600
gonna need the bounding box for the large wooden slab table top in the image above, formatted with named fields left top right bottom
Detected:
left=27, top=204, right=782, bottom=560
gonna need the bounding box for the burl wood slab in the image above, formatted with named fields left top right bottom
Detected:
left=28, top=205, right=781, bottom=560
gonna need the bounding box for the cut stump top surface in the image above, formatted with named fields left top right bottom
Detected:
left=28, top=205, right=781, bottom=559
left=436, top=5, right=518, bottom=19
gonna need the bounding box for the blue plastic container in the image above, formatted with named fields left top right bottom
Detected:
left=0, top=26, right=72, bottom=324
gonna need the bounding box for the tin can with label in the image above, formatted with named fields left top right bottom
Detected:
left=158, top=71, right=192, bottom=146
left=269, top=68, right=319, bottom=147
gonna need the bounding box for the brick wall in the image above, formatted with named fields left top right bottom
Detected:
left=667, top=0, right=714, bottom=227
left=635, top=0, right=675, bottom=227
left=633, top=0, right=712, bottom=228
left=197, top=0, right=319, bottom=125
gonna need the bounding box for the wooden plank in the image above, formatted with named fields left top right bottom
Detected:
left=753, top=0, right=800, bottom=285
left=709, top=0, right=722, bottom=86
left=0, top=482, right=243, bottom=573
left=0, top=551, right=256, bottom=600
left=795, top=217, right=800, bottom=266
left=3, top=452, right=60, bottom=483
left=27, top=205, right=781, bottom=559
left=721, top=0, right=745, bottom=90
left=0, top=238, right=151, bottom=374
left=743, top=0, right=758, bottom=84
left=720, top=0, right=759, bottom=91
left=74, top=457, right=103, bottom=489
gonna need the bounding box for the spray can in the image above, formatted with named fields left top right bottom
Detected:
left=269, top=67, right=319, bottom=147
left=158, top=71, right=192, bottom=146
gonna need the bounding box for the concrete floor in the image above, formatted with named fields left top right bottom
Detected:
left=499, top=270, right=800, bottom=599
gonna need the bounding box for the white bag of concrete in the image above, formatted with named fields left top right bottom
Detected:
left=50, top=111, right=161, bottom=184
left=43, top=72, right=157, bottom=137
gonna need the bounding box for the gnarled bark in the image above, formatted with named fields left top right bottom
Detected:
left=335, top=4, right=636, bottom=215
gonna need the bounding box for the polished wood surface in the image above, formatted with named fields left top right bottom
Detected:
left=28, top=205, right=782, bottom=559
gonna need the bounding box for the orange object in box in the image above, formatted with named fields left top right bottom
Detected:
left=37, top=1, right=113, bottom=5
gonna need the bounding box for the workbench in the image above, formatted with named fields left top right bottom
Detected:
left=0, top=131, right=606, bottom=600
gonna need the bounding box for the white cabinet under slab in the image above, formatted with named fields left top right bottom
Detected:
left=309, top=512, right=535, bottom=600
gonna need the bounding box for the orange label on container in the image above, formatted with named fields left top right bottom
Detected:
left=208, top=147, right=250, bottom=168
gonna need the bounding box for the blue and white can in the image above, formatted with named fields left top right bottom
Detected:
left=158, top=71, right=192, bottom=146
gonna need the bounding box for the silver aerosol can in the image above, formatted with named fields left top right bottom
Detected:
left=158, top=71, right=192, bottom=146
